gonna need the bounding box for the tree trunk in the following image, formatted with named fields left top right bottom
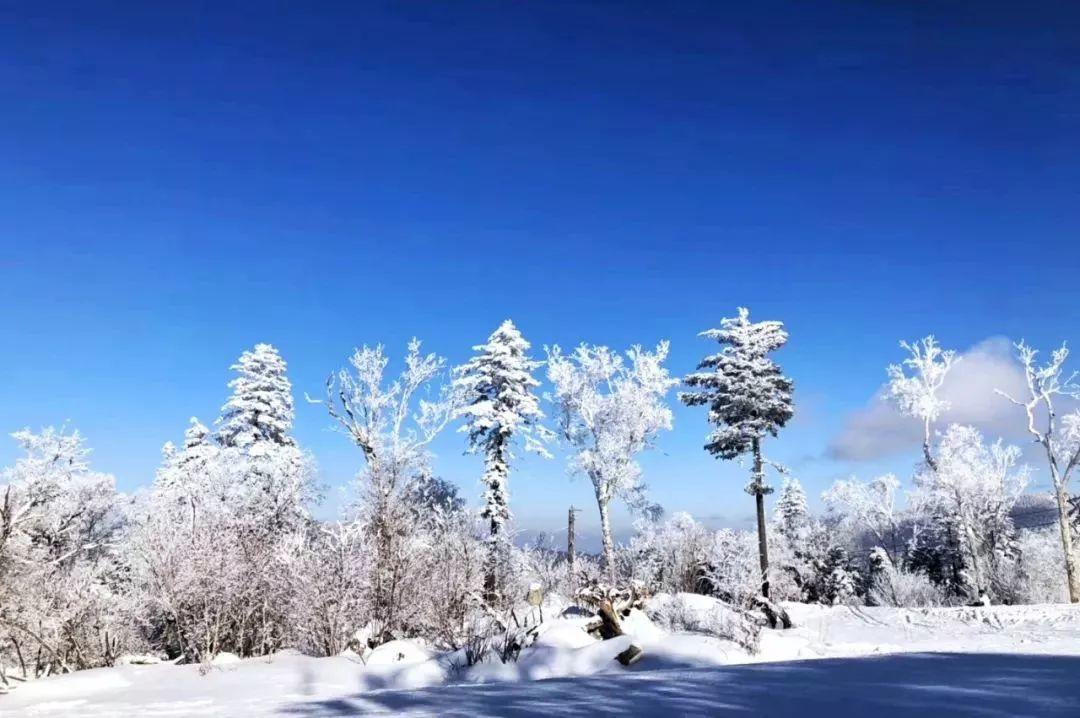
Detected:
left=752, top=439, right=770, bottom=598
left=1054, top=484, right=1080, bottom=603
left=483, top=517, right=501, bottom=606
left=483, top=438, right=511, bottom=606
left=597, top=497, right=615, bottom=587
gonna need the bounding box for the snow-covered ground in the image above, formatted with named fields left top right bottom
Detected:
left=5, top=599, right=1080, bottom=717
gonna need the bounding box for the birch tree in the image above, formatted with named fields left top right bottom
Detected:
left=997, top=341, right=1080, bottom=602
left=681, top=307, right=794, bottom=598
left=318, top=339, right=457, bottom=638
left=546, top=341, right=675, bottom=585
left=887, top=336, right=958, bottom=471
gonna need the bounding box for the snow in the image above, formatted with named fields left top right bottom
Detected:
left=365, top=640, right=433, bottom=666
left=210, top=652, right=241, bottom=666
left=6, top=600, right=1080, bottom=716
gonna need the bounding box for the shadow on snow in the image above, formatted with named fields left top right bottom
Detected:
left=279, top=652, right=1080, bottom=717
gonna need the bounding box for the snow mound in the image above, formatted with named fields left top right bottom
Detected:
left=210, top=652, right=240, bottom=666
left=647, top=592, right=760, bottom=650
left=366, top=639, right=432, bottom=666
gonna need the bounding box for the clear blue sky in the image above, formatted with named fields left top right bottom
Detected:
left=1, top=1, right=1078, bottom=540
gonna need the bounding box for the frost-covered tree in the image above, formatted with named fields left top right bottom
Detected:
left=887, top=336, right=958, bottom=471
left=318, top=339, right=457, bottom=640
left=707, top=528, right=761, bottom=607
left=626, top=512, right=712, bottom=594
left=681, top=307, right=794, bottom=598
left=128, top=344, right=313, bottom=663
left=820, top=546, right=859, bottom=605
left=910, top=424, right=1028, bottom=601
left=997, top=341, right=1080, bottom=602
left=0, top=428, right=132, bottom=678
left=155, top=418, right=218, bottom=540
left=823, top=473, right=908, bottom=565
left=774, top=478, right=811, bottom=545
left=217, top=343, right=296, bottom=448
left=547, top=341, right=676, bottom=584
left=769, top=478, right=827, bottom=602
left=453, top=320, right=550, bottom=603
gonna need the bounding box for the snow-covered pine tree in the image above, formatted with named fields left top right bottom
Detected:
left=681, top=307, right=794, bottom=598
left=217, top=343, right=296, bottom=448
left=774, top=477, right=810, bottom=545
left=453, top=320, right=550, bottom=604
left=156, top=417, right=219, bottom=539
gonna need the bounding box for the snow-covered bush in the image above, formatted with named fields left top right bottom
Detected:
left=288, top=521, right=370, bottom=656
left=647, top=593, right=760, bottom=653
left=868, top=562, right=948, bottom=608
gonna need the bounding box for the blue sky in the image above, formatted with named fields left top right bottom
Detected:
left=1, top=2, right=1078, bottom=540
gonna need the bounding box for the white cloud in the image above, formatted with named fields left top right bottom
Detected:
left=827, top=337, right=1034, bottom=462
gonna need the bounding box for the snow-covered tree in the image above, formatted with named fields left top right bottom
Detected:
left=769, top=478, right=831, bottom=602
left=774, top=478, right=811, bottom=545
left=0, top=428, right=132, bottom=678
left=707, top=528, right=761, bottom=607
left=128, top=344, right=313, bottom=663
left=217, top=343, right=296, bottom=448
left=547, top=341, right=676, bottom=584
left=910, top=424, right=1028, bottom=601
left=318, top=339, right=457, bottom=640
left=681, top=307, right=794, bottom=598
left=997, top=341, right=1080, bottom=602
left=823, top=474, right=906, bottom=564
left=155, top=417, right=218, bottom=540
left=820, top=546, right=859, bottom=605
left=453, top=320, right=550, bottom=603
left=887, top=336, right=958, bottom=471
left=626, top=512, right=712, bottom=594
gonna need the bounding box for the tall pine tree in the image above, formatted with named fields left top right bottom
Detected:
left=453, top=320, right=549, bottom=603
left=217, top=343, right=296, bottom=448
left=681, top=307, right=794, bottom=598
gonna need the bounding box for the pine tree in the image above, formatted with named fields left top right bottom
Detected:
left=217, top=343, right=296, bottom=448
left=774, top=477, right=810, bottom=544
left=156, top=417, right=219, bottom=538
left=681, top=307, right=794, bottom=598
left=453, top=320, right=549, bottom=603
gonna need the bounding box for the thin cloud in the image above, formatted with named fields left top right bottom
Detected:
left=827, top=337, right=1033, bottom=462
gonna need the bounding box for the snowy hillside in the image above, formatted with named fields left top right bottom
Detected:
left=5, top=599, right=1080, bottom=717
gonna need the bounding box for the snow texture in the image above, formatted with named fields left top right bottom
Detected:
left=5, top=601, right=1080, bottom=717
